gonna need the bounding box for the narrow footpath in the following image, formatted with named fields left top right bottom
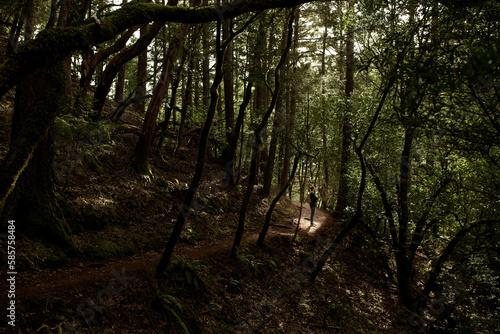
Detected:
left=15, top=202, right=332, bottom=298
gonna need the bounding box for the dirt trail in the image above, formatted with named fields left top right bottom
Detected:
left=16, top=202, right=330, bottom=298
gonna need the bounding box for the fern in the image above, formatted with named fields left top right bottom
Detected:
left=159, top=293, right=190, bottom=334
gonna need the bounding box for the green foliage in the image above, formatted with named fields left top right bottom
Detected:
left=53, top=115, right=114, bottom=181
left=236, top=250, right=277, bottom=279
left=83, top=239, right=134, bottom=260
left=164, top=256, right=209, bottom=299
left=73, top=88, right=94, bottom=118
left=155, top=176, right=176, bottom=191
left=157, top=293, right=190, bottom=334
left=11, top=240, right=68, bottom=270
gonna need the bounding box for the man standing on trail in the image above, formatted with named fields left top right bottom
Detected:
left=309, top=186, right=318, bottom=226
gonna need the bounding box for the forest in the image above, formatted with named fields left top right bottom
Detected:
left=0, top=0, right=499, bottom=333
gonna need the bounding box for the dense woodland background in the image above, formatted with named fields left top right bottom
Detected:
left=0, top=0, right=499, bottom=333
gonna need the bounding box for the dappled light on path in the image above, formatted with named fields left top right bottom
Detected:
left=292, top=202, right=327, bottom=235
left=17, top=201, right=331, bottom=297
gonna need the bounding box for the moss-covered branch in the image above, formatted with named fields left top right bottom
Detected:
left=0, top=0, right=318, bottom=98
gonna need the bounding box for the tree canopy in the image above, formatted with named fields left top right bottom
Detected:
left=1, top=0, right=498, bottom=332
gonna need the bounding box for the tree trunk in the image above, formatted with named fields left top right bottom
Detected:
left=395, top=126, right=417, bottom=312
left=263, top=20, right=288, bottom=197
left=225, top=82, right=254, bottom=186
left=157, top=13, right=247, bottom=274
left=231, top=9, right=295, bottom=258
left=175, top=48, right=195, bottom=154
left=92, top=21, right=165, bottom=118
left=24, top=0, right=35, bottom=41
left=280, top=12, right=299, bottom=191
left=0, top=63, right=73, bottom=247
left=258, top=155, right=300, bottom=246
left=202, top=0, right=211, bottom=108
left=262, top=95, right=281, bottom=197
left=320, top=23, right=330, bottom=209
left=130, top=16, right=195, bottom=175
left=223, top=16, right=235, bottom=146
left=334, top=0, right=354, bottom=218
left=135, top=24, right=149, bottom=114
left=115, top=66, right=126, bottom=103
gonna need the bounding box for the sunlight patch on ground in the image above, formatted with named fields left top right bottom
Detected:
left=292, top=203, right=326, bottom=233
left=77, top=196, right=116, bottom=209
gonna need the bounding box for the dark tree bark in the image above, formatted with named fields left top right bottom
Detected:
left=135, top=24, right=149, bottom=114
left=279, top=12, right=299, bottom=192
left=45, top=0, right=58, bottom=29
left=262, top=94, right=281, bottom=197
left=394, top=126, right=417, bottom=312
left=258, top=154, right=300, bottom=246
left=175, top=43, right=195, bottom=154
left=130, top=6, right=198, bottom=175
left=251, top=17, right=270, bottom=184
left=92, top=21, right=165, bottom=118
left=230, top=9, right=295, bottom=258
left=263, top=19, right=288, bottom=197
left=156, top=14, right=257, bottom=274
left=202, top=34, right=211, bottom=106
left=0, top=62, right=73, bottom=246
left=80, top=26, right=138, bottom=92
left=114, top=65, right=126, bottom=103
left=222, top=15, right=235, bottom=146
left=320, top=23, right=330, bottom=209
left=225, top=82, right=254, bottom=186
left=24, top=0, right=35, bottom=41
left=334, top=0, right=354, bottom=218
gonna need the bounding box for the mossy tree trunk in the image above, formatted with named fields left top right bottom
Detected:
left=1, top=62, right=74, bottom=247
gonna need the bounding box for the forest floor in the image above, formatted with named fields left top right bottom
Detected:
left=6, top=200, right=412, bottom=334
left=15, top=202, right=327, bottom=298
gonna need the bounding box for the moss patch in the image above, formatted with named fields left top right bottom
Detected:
left=83, top=239, right=133, bottom=260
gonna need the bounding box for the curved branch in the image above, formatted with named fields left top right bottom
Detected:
left=0, top=0, right=318, bottom=98
left=422, top=219, right=500, bottom=298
